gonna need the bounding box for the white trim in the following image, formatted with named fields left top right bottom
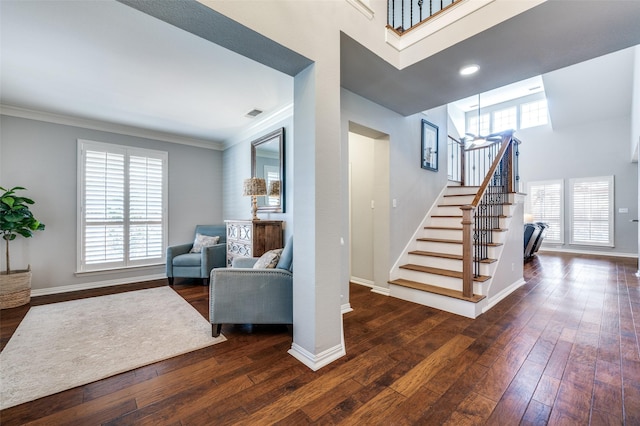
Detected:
left=371, top=286, right=391, bottom=296
left=288, top=321, right=346, bottom=371
left=346, top=0, right=374, bottom=20
left=0, top=105, right=223, bottom=150
left=350, top=276, right=374, bottom=287
left=526, top=179, right=564, bottom=244
left=568, top=175, right=615, bottom=247
left=385, top=0, right=495, bottom=52
left=74, top=263, right=164, bottom=277
left=222, top=103, right=293, bottom=149
left=482, top=278, right=525, bottom=313
left=538, top=246, right=637, bottom=259
left=31, top=274, right=166, bottom=297
left=341, top=303, right=354, bottom=314
left=350, top=277, right=390, bottom=296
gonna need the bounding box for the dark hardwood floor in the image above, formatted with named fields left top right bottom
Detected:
left=1, top=253, right=639, bottom=425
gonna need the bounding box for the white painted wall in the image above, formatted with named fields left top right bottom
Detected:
left=487, top=197, right=525, bottom=300
left=349, top=132, right=375, bottom=283
left=519, top=115, right=638, bottom=256
left=0, top=115, right=223, bottom=291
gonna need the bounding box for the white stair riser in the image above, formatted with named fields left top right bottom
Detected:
left=435, top=205, right=466, bottom=216
left=440, top=195, right=475, bottom=205
left=396, top=269, right=490, bottom=295
left=429, top=217, right=464, bottom=228
left=422, top=229, right=505, bottom=244
left=416, top=241, right=462, bottom=255
left=416, top=241, right=500, bottom=258
left=406, top=254, right=493, bottom=276
left=445, top=186, right=480, bottom=196
left=422, top=228, right=463, bottom=240
left=397, top=269, right=462, bottom=291
left=390, top=285, right=482, bottom=318
left=430, top=216, right=509, bottom=229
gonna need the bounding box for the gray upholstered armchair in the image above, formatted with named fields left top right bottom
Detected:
left=166, top=225, right=227, bottom=286
left=210, top=236, right=293, bottom=337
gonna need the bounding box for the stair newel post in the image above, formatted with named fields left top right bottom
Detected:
left=460, top=204, right=475, bottom=298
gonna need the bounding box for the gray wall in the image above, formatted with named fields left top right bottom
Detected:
left=519, top=115, right=638, bottom=255
left=341, top=89, right=449, bottom=298
left=0, top=115, right=223, bottom=291
left=222, top=116, right=293, bottom=241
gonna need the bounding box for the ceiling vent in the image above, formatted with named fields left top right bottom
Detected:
left=245, top=108, right=263, bottom=118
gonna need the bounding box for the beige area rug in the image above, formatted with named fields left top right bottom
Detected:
left=0, top=286, right=225, bottom=410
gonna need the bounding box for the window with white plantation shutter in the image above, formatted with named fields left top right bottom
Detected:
left=569, top=176, right=614, bottom=247
left=78, top=140, right=167, bottom=272
left=527, top=180, right=563, bottom=244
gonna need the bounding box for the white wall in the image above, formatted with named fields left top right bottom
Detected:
left=519, top=115, right=638, bottom=256
left=0, top=115, right=223, bottom=291
left=349, top=132, right=375, bottom=283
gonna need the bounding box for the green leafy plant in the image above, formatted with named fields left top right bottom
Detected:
left=1, top=186, right=45, bottom=274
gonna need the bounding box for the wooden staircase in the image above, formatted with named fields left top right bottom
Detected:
left=389, top=185, right=517, bottom=318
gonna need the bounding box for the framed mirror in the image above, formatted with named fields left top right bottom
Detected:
left=251, top=127, right=285, bottom=213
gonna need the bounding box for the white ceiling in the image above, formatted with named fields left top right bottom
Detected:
left=0, top=0, right=293, bottom=145
left=542, top=47, right=635, bottom=130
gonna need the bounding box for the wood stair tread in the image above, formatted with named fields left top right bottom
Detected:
left=416, top=238, right=503, bottom=247
left=389, top=278, right=486, bottom=303
left=399, top=264, right=491, bottom=282
left=408, top=250, right=497, bottom=263
left=424, top=226, right=508, bottom=232
left=424, top=226, right=463, bottom=230
left=438, top=203, right=514, bottom=207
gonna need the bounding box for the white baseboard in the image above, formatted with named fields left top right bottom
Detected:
left=539, top=247, right=637, bottom=259
left=341, top=303, right=354, bottom=314
left=31, top=274, right=166, bottom=297
left=483, top=278, right=526, bottom=313
left=350, top=277, right=374, bottom=287
left=288, top=341, right=346, bottom=371
left=350, top=277, right=390, bottom=296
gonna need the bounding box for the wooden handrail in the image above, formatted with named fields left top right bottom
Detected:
left=460, top=130, right=519, bottom=298
left=470, top=133, right=513, bottom=207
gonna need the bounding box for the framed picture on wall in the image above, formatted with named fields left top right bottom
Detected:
left=421, top=119, right=438, bottom=171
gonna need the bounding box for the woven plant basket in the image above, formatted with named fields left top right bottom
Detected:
left=0, top=269, right=32, bottom=309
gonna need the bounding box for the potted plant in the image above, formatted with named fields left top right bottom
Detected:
left=1, top=186, right=45, bottom=309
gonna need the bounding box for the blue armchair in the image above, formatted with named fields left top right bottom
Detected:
left=166, top=225, right=227, bottom=286
left=210, top=236, right=293, bottom=337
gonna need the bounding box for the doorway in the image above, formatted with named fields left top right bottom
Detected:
left=348, top=123, right=390, bottom=293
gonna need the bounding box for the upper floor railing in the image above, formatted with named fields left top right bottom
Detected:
left=387, top=0, right=463, bottom=34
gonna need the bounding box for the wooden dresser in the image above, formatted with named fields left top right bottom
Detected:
left=224, top=220, right=284, bottom=266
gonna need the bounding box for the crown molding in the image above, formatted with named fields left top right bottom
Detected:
left=222, top=103, right=294, bottom=149
left=0, top=105, right=224, bottom=151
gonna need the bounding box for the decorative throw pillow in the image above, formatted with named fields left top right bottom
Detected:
left=190, top=234, right=220, bottom=253
left=253, top=248, right=284, bottom=269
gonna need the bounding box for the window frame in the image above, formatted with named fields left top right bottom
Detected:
left=520, top=99, right=549, bottom=129
left=77, top=140, right=168, bottom=273
left=569, top=175, right=614, bottom=247
left=527, top=179, right=564, bottom=244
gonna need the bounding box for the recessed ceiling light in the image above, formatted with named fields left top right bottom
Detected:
left=459, top=64, right=480, bottom=76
